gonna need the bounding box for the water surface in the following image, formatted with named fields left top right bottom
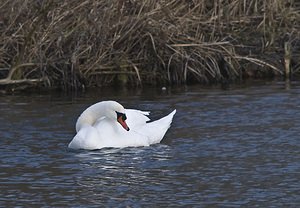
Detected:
left=1, top=81, right=300, bottom=207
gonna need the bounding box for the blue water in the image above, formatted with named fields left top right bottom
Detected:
left=1, top=81, right=300, bottom=207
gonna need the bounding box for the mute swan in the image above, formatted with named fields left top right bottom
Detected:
left=68, top=101, right=176, bottom=150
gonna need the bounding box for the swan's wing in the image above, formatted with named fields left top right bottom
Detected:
left=125, top=109, right=150, bottom=128
left=138, top=109, right=176, bottom=144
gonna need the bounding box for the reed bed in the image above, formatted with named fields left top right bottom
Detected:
left=0, top=0, right=299, bottom=91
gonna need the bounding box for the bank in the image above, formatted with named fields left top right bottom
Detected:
left=0, top=0, right=299, bottom=92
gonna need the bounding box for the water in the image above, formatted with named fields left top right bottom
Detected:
left=1, top=81, right=300, bottom=207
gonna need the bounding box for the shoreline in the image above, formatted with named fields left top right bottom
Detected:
left=1, top=78, right=299, bottom=95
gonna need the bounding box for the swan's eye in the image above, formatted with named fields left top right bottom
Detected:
left=116, top=111, right=127, bottom=121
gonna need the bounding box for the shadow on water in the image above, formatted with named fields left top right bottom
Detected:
left=0, top=81, right=300, bottom=207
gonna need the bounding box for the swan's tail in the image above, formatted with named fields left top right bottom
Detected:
left=144, top=109, right=176, bottom=144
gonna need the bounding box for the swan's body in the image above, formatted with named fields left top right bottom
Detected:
left=68, top=101, right=176, bottom=150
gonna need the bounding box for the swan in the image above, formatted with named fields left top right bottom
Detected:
left=68, top=100, right=176, bottom=150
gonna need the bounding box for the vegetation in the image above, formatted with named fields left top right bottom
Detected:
left=0, top=0, right=299, bottom=91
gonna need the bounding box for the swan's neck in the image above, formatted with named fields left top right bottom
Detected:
left=75, top=102, right=110, bottom=132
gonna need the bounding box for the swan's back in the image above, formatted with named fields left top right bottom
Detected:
left=125, top=109, right=150, bottom=128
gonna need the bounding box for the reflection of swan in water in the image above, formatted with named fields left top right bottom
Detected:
left=68, top=101, right=176, bottom=150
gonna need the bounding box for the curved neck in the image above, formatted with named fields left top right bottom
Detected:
left=75, top=102, right=110, bottom=132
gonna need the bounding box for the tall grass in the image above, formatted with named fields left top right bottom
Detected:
left=0, top=0, right=299, bottom=90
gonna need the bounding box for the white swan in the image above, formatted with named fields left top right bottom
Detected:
left=68, top=101, right=176, bottom=150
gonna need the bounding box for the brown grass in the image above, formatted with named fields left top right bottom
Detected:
left=0, top=0, right=299, bottom=91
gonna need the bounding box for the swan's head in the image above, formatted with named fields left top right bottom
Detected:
left=106, top=101, right=130, bottom=131
left=76, top=101, right=130, bottom=132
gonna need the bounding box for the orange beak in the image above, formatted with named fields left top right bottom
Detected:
left=117, top=116, right=130, bottom=131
